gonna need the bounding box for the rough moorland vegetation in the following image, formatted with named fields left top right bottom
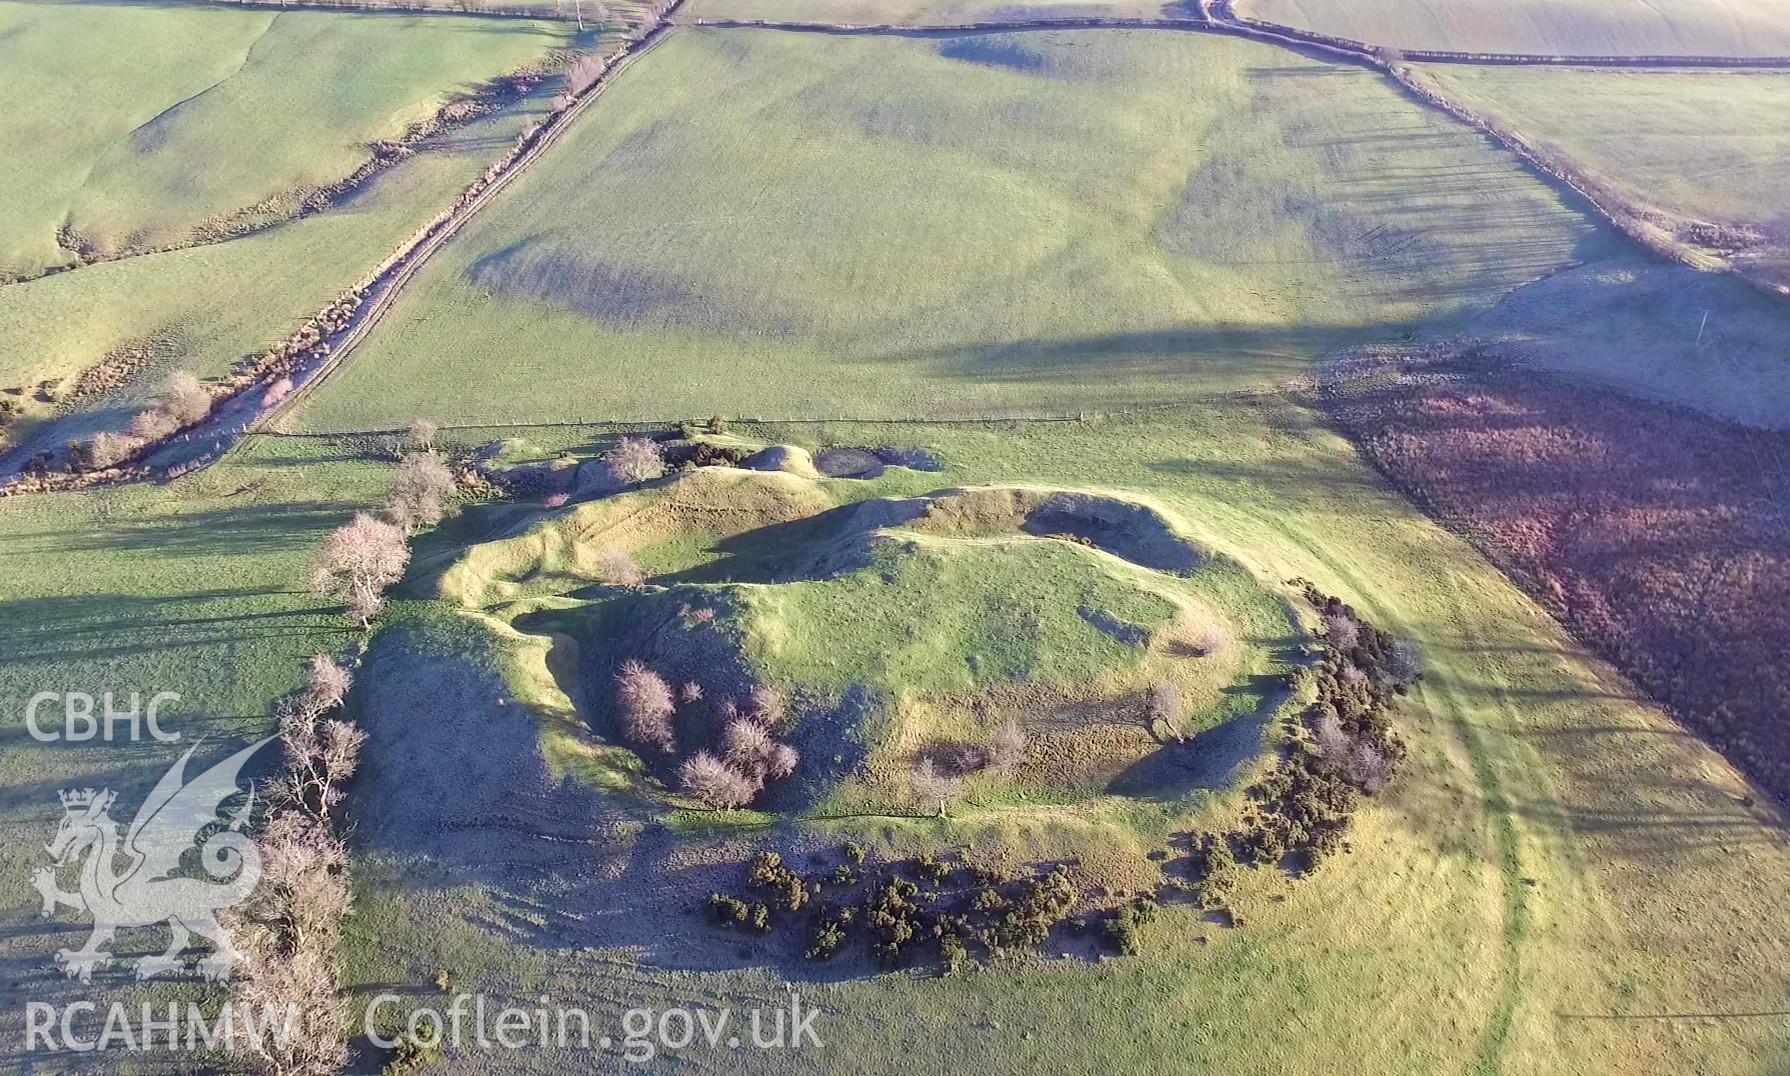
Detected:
left=1324, top=350, right=1790, bottom=802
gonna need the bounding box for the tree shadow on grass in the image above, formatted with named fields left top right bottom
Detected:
left=1106, top=671, right=1292, bottom=800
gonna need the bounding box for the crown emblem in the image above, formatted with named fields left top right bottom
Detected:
left=57, top=789, right=111, bottom=810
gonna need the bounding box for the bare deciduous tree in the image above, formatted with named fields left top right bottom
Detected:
left=616, top=660, right=676, bottom=752
left=723, top=716, right=800, bottom=787
left=85, top=431, right=142, bottom=469
left=749, top=684, right=789, bottom=727
left=1324, top=613, right=1360, bottom=652
left=679, top=751, right=760, bottom=809
left=567, top=53, right=606, bottom=95
left=308, top=513, right=410, bottom=630
left=603, top=436, right=665, bottom=485
left=596, top=548, right=644, bottom=588
left=1312, top=711, right=1351, bottom=761
left=302, top=655, right=352, bottom=715
left=385, top=452, right=457, bottom=534
left=723, top=718, right=774, bottom=774
left=261, top=377, right=294, bottom=408
left=224, top=813, right=351, bottom=1076
left=160, top=370, right=214, bottom=427
left=407, top=418, right=439, bottom=453
left=274, top=709, right=365, bottom=824
left=227, top=651, right=365, bottom=1076
left=271, top=655, right=363, bottom=823
left=911, top=757, right=964, bottom=819
left=1311, top=711, right=1391, bottom=791
left=989, top=718, right=1026, bottom=772
left=679, top=681, right=704, bottom=704
left=764, top=742, right=799, bottom=781
left=127, top=408, right=180, bottom=441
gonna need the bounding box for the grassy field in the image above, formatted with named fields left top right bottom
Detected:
left=0, top=1, right=570, bottom=276
left=680, top=0, right=1192, bottom=22
left=333, top=403, right=1790, bottom=1075
left=284, top=27, right=1611, bottom=431
left=5, top=12, right=1790, bottom=1075
left=1234, top=0, right=1790, bottom=56
left=197, top=0, right=669, bottom=18
left=0, top=435, right=395, bottom=1065
left=1418, top=66, right=1790, bottom=226
left=2, top=416, right=1787, bottom=1072
left=0, top=54, right=578, bottom=458
left=1397, top=66, right=1790, bottom=424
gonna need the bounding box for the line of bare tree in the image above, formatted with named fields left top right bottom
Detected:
left=223, top=654, right=366, bottom=1075
left=308, top=420, right=458, bottom=630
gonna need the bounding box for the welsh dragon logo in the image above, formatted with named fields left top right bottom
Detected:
left=31, top=738, right=272, bottom=983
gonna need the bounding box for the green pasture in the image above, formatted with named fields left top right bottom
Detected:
left=0, top=58, right=569, bottom=455
left=1235, top=0, right=1790, bottom=57
left=0, top=1, right=572, bottom=275
left=285, top=27, right=1610, bottom=430
left=680, top=0, right=1190, bottom=22
left=1420, top=65, right=1790, bottom=225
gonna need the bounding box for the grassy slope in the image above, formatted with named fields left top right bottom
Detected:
left=1409, top=66, right=1790, bottom=426
left=1, top=16, right=1786, bottom=1076
left=0, top=424, right=1785, bottom=1072
left=681, top=0, right=1188, bottom=21
left=1464, top=258, right=1790, bottom=428
left=0, top=68, right=570, bottom=456
left=1418, top=66, right=1790, bottom=226
left=0, top=0, right=269, bottom=275
left=1235, top=0, right=1790, bottom=56
left=339, top=403, right=1790, bottom=1076
left=428, top=465, right=1287, bottom=818
left=0, top=2, right=567, bottom=274
left=286, top=27, right=1608, bottom=430
left=66, top=11, right=566, bottom=259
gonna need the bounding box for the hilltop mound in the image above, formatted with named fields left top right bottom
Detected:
left=414, top=461, right=1297, bottom=821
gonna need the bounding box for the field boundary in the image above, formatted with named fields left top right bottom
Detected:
left=26, top=0, right=618, bottom=22
left=1382, top=64, right=1781, bottom=292
left=254, top=3, right=684, bottom=431
left=247, top=399, right=1261, bottom=439
left=679, top=3, right=1790, bottom=67
left=0, top=56, right=583, bottom=292
left=1207, top=0, right=1790, bottom=67
left=686, top=12, right=1790, bottom=301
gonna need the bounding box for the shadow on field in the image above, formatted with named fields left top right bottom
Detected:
left=905, top=323, right=1382, bottom=386
left=0, top=501, right=355, bottom=557
left=0, top=591, right=341, bottom=665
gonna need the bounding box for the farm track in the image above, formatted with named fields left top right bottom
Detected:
left=254, top=7, right=684, bottom=434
